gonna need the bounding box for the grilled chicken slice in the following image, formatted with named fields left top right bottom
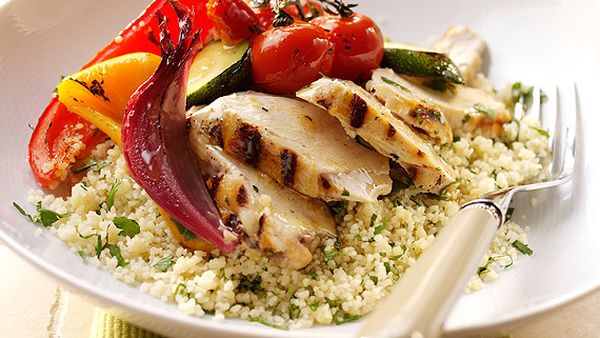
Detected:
left=431, top=26, right=486, bottom=85
left=188, top=92, right=391, bottom=202
left=372, top=69, right=511, bottom=138
left=190, top=143, right=336, bottom=270
left=366, top=71, right=453, bottom=144
left=297, top=77, right=455, bottom=194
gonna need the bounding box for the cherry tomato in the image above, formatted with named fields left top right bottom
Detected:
left=312, top=13, right=384, bottom=82
left=251, top=22, right=333, bottom=95
left=251, top=1, right=324, bottom=30
left=207, top=0, right=263, bottom=45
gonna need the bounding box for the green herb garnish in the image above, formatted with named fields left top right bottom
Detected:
left=505, top=207, right=515, bottom=221
left=248, top=316, right=289, bottom=330
left=106, top=244, right=128, bottom=267
left=512, top=240, right=533, bottom=256
left=309, top=301, right=320, bottom=311
left=106, top=179, right=121, bottom=210
left=381, top=76, right=410, bottom=92
left=72, top=159, right=110, bottom=174
left=173, top=283, right=188, bottom=299
left=238, top=275, right=263, bottom=292
left=369, top=276, right=379, bottom=285
left=532, top=127, right=550, bottom=138
left=12, top=201, right=66, bottom=227
left=112, top=217, right=140, bottom=238
left=341, top=188, right=350, bottom=197
left=374, top=218, right=387, bottom=235
left=333, top=314, right=361, bottom=325
left=369, top=213, right=378, bottom=227
left=154, top=256, right=174, bottom=272
left=384, top=261, right=391, bottom=274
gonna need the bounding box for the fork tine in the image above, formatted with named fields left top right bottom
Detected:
left=529, top=86, right=542, bottom=121
left=557, top=82, right=577, bottom=179
left=541, top=85, right=559, bottom=174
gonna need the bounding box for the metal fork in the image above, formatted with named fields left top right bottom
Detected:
left=358, top=83, right=578, bottom=338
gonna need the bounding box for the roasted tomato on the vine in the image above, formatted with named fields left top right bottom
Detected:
left=208, top=0, right=263, bottom=44
left=251, top=21, right=333, bottom=94
left=312, top=1, right=384, bottom=82
left=251, top=0, right=324, bottom=29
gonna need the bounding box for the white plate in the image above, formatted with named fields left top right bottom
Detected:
left=1, top=0, right=599, bottom=337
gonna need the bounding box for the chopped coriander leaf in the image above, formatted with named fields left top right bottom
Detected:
left=288, top=303, right=300, bottom=319
left=532, top=127, right=550, bottom=138
left=78, top=251, right=87, bottom=259
left=308, top=271, right=320, bottom=281
left=374, top=224, right=386, bottom=235
left=36, top=202, right=66, bottom=227
left=309, top=301, right=320, bottom=311
left=381, top=76, right=410, bottom=92
left=369, top=213, right=378, bottom=227
left=473, top=103, right=495, bottom=120
left=12, top=202, right=35, bottom=222
left=323, top=246, right=338, bottom=261
left=505, top=207, right=515, bottom=221
left=78, top=231, right=96, bottom=239
left=328, top=200, right=347, bottom=217
left=477, top=257, right=494, bottom=276
left=384, top=261, right=391, bottom=274
left=512, top=240, right=533, bottom=255
left=72, top=159, right=110, bottom=174
left=154, top=256, right=174, bottom=272
left=248, top=316, right=289, bottom=330
left=113, top=217, right=140, bottom=238
left=14, top=201, right=67, bottom=227
left=106, top=179, right=121, bottom=210
left=106, top=244, right=128, bottom=267
left=238, top=275, right=263, bottom=292
left=394, top=195, right=402, bottom=206
left=333, top=314, right=361, bottom=325
left=95, top=234, right=104, bottom=258
left=173, top=283, right=188, bottom=299
left=171, top=217, right=196, bottom=241
left=462, top=114, right=472, bottom=123
left=341, top=188, right=350, bottom=197
left=369, top=276, right=378, bottom=285
left=326, top=298, right=339, bottom=308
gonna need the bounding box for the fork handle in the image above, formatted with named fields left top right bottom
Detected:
left=357, top=201, right=503, bottom=338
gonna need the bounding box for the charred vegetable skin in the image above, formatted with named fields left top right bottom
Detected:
left=28, top=0, right=214, bottom=189
left=121, top=1, right=237, bottom=253
left=382, top=44, right=465, bottom=90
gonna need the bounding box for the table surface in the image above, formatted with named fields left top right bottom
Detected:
left=1, top=243, right=599, bottom=338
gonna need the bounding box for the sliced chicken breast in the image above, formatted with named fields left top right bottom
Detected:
left=431, top=26, right=486, bottom=85
left=297, top=77, right=455, bottom=194
left=372, top=69, right=511, bottom=138
left=191, top=143, right=336, bottom=270
left=366, top=71, right=453, bottom=144
left=188, top=92, right=391, bottom=202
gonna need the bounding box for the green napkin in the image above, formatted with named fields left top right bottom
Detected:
left=90, top=308, right=163, bottom=338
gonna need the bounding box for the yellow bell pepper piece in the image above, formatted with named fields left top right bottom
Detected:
left=56, top=52, right=162, bottom=144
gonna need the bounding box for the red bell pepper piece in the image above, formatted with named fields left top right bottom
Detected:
left=28, top=0, right=214, bottom=188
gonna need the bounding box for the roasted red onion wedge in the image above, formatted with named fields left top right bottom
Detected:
left=122, top=1, right=238, bottom=253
